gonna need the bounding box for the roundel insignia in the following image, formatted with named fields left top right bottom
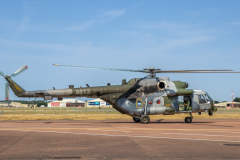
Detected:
left=148, top=100, right=153, bottom=105
left=156, top=100, right=161, bottom=104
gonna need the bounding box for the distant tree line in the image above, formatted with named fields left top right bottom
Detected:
left=0, top=100, right=48, bottom=107
left=234, top=97, right=240, bottom=102
left=20, top=101, right=48, bottom=107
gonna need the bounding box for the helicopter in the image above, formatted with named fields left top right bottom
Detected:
left=1, top=65, right=240, bottom=124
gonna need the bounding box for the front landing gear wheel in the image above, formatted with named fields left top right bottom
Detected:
left=185, top=117, right=192, bottom=123
left=133, top=116, right=141, bottom=123
left=208, top=111, right=213, bottom=116
left=141, top=115, right=150, bottom=124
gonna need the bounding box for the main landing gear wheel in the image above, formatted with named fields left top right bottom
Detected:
left=185, top=117, right=192, bottom=123
left=133, top=116, right=141, bottom=123
left=141, top=115, right=150, bottom=124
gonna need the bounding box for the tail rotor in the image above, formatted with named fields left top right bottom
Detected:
left=11, top=65, right=28, bottom=77
left=0, top=65, right=28, bottom=100
left=5, top=83, right=9, bottom=100
left=0, top=71, right=4, bottom=77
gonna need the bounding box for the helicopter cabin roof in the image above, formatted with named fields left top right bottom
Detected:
left=193, top=90, right=207, bottom=94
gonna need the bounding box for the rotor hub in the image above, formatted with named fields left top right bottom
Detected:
left=143, top=68, right=161, bottom=77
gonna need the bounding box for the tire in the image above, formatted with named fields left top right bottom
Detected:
left=141, top=115, right=150, bottom=124
left=185, top=117, right=192, bottom=123
left=133, top=116, right=140, bottom=123
left=208, top=111, right=213, bottom=116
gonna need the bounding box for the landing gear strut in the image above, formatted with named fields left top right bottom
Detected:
left=140, top=115, right=150, bottom=124
left=133, top=116, right=141, bottom=123
left=185, top=113, right=193, bottom=123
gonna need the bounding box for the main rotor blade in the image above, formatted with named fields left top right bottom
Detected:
left=11, top=65, right=28, bottom=77
left=53, top=64, right=145, bottom=72
left=5, top=83, right=9, bottom=100
left=158, top=70, right=240, bottom=73
left=53, top=64, right=240, bottom=74
left=0, top=71, right=4, bottom=76
left=161, top=69, right=233, bottom=72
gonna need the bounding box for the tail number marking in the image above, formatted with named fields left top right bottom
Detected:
left=76, top=89, right=90, bottom=95
left=14, top=85, right=22, bottom=92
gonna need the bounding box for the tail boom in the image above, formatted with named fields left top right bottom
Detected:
left=5, top=76, right=26, bottom=97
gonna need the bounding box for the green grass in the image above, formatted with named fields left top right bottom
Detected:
left=0, top=107, right=120, bottom=115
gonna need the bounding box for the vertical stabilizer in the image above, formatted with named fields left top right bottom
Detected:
left=5, top=76, right=26, bottom=97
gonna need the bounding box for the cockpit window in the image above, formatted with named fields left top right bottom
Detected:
left=198, top=95, right=206, bottom=104
left=205, top=93, right=213, bottom=102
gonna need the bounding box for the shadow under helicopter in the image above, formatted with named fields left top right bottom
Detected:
left=103, top=120, right=213, bottom=124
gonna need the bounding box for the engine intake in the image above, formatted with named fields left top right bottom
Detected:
left=157, top=81, right=167, bottom=90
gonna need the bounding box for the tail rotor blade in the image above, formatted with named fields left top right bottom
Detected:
left=5, top=83, right=9, bottom=101
left=11, top=65, right=28, bottom=77
left=0, top=71, right=4, bottom=77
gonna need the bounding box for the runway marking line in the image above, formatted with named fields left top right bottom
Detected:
left=164, top=133, right=240, bottom=138
left=1, top=127, right=240, bottom=132
left=87, top=129, right=130, bottom=132
left=178, top=129, right=240, bottom=134
left=1, top=128, right=240, bottom=143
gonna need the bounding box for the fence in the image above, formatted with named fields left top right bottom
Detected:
left=0, top=107, right=121, bottom=115
left=0, top=107, right=240, bottom=115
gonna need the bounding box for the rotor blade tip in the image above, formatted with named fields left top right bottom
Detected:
left=53, top=64, right=58, bottom=66
left=25, top=65, right=28, bottom=69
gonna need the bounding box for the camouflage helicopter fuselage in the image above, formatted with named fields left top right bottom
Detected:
left=5, top=76, right=215, bottom=117
left=3, top=65, right=238, bottom=124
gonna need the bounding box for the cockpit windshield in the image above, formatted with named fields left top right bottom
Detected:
left=204, top=93, right=213, bottom=102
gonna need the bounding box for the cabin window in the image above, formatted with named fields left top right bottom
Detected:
left=136, top=99, right=143, bottom=108
left=198, top=95, right=206, bottom=104
left=178, top=96, right=184, bottom=104
left=178, top=96, right=184, bottom=110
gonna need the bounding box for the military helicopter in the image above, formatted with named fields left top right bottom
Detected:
left=1, top=65, right=240, bottom=124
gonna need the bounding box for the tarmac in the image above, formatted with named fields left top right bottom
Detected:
left=0, top=119, right=240, bottom=160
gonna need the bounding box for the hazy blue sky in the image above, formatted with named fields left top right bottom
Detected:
left=0, top=0, right=240, bottom=102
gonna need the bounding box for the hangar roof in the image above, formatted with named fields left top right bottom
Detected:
left=88, top=98, right=105, bottom=102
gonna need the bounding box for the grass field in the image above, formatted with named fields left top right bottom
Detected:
left=0, top=107, right=239, bottom=120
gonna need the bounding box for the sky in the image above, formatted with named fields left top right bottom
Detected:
left=0, top=0, right=240, bottom=102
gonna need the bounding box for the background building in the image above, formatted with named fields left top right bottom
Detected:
left=48, top=99, right=85, bottom=107
left=0, top=101, right=29, bottom=107
left=86, top=98, right=112, bottom=107
left=215, top=102, right=240, bottom=108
